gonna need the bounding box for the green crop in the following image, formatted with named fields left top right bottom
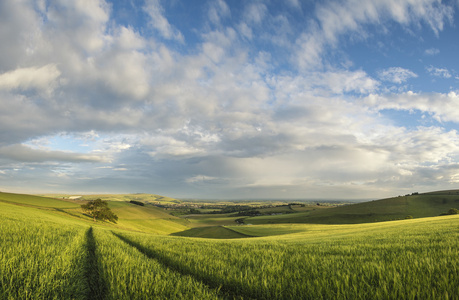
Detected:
left=2, top=194, right=459, bottom=299
left=92, top=227, right=220, bottom=299
left=116, top=216, right=459, bottom=299
left=0, top=202, right=88, bottom=299
left=0, top=201, right=219, bottom=299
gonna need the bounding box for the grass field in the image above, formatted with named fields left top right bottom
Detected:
left=0, top=192, right=188, bottom=235
left=116, top=215, right=459, bottom=299
left=1, top=191, right=459, bottom=299
left=107, top=201, right=188, bottom=234
left=171, top=226, right=252, bottom=239
left=240, top=192, right=459, bottom=225
left=0, top=192, right=80, bottom=208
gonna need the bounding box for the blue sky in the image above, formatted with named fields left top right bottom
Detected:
left=1, top=0, right=459, bottom=200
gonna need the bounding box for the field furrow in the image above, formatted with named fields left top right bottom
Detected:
left=2, top=192, right=459, bottom=299
left=115, top=216, right=459, bottom=300
left=112, top=231, right=247, bottom=299
left=84, top=227, right=108, bottom=300
left=93, top=228, right=221, bottom=299
left=0, top=202, right=89, bottom=299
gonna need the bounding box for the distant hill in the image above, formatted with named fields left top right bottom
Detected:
left=243, top=190, right=459, bottom=225
left=40, top=193, right=181, bottom=204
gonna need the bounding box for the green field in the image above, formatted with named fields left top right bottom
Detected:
left=1, top=191, right=459, bottom=299
left=0, top=192, right=80, bottom=208
left=239, top=192, right=459, bottom=225
left=171, top=226, right=252, bottom=239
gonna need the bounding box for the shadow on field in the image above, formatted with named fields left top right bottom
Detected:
left=111, top=232, right=248, bottom=300
left=85, top=227, right=108, bottom=300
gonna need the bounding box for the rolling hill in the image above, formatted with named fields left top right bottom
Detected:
left=241, top=190, right=459, bottom=225
left=0, top=192, right=188, bottom=235
left=1, top=190, right=459, bottom=298
left=171, top=225, right=253, bottom=239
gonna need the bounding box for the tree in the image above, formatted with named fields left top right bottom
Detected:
left=440, top=208, right=459, bottom=216
left=81, top=199, right=118, bottom=223
left=447, top=208, right=459, bottom=215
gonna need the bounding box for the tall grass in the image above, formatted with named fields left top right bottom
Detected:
left=92, top=228, right=220, bottom=299
left=117, top=216, right=459, bottom=299
left=0, top=201, right=220, bottom=299
left=0, top=202, right=88, bottom=299
left=2, top=195, right=459, bottom=299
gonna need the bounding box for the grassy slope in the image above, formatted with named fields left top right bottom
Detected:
left=2, top=191, right=459, bottom=298
left=243, top=192, right=459, bottom=225
left=182, top=213, right=243, bottom=227
left=0, top=192, right=80, bottom=208
left=171, top=226, right=251, bottom=239
left=228, top=224, right=307, bottom=237
left=108, top=201, right=188, bottom=234
left=120, top=215, right=459, bottom=299
left=0, top=192, right=188, bottom=235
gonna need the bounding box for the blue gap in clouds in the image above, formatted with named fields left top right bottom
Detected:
left=25, top=134, right=97, bottom=154
left=342, top=19, right=458, bottom=93
left=380, top=108, right=457, bottom=131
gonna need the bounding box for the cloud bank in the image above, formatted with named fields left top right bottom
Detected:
left=0, top=0, right=458, bottom=199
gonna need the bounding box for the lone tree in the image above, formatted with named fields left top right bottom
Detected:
left=447, top=208, right=459, bottom=215
left=81, top=199, right=118, bottom=223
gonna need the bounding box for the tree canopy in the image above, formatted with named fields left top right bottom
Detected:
left=81, top=199, right=118, bottom=223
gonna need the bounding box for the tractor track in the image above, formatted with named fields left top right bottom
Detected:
left=111, top=231, right=253, bottom=300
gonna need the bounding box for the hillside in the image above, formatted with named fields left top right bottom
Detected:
left=240, top=191, right=459, bottom=225
left=40, top=193, right=180, bottom=204
left=171, top=225, right=252, bottom=239
left=1, top=190, right=459, bottom=298
left=0, top=192, right=80, bottom=208
left=0, top=192, right=188, bottom=235
left=107, top=201, right=188, bottom=234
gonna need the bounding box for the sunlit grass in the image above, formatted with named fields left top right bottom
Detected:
left=119, top=215, right=459, bottom=299
left=0, top=192, right=80, bottom=208
left=93, top=228, right=220, bottom=299
left=0, top=202, right=88, bottom=299
left=2, top=192, right=459, bottom=299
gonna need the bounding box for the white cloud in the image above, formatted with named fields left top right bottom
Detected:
left=286, top=0, right=301, bottom=9
left=378, top=67, right=418, bottom=84
left=425, top=48, right=440, bottom=55
left=0, top=64, right=61, bottom=93
left=46, top=0, right=111, bottom=54
left=208, top=0, right=231, bottom=25
left=237, top=22, right=253, bottom=40
left=0, top=144, right=107, bottom=163
left=143, top=0, right=184, bottom=42
left=316, top=69, right=379, bottom=94
left=186, top=175, right=219, bottom=184
left=0, top=0, right=44, bottom=70
left=243, top=3, right=268, bottom=24
left=426, top=65, right=452, bottom=78
left=294, top=0, right=454, bottom=70
left=115, top=26, right=146, bottom=50
left=364, top=91, right=459, bottom=122
left=0, top=0, right=458, bottom=199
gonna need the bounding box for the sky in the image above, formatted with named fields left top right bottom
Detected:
left=1, top=0, right=459, bottom=200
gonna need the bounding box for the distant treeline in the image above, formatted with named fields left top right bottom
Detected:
left=130, top=200, right=145, bottom=206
